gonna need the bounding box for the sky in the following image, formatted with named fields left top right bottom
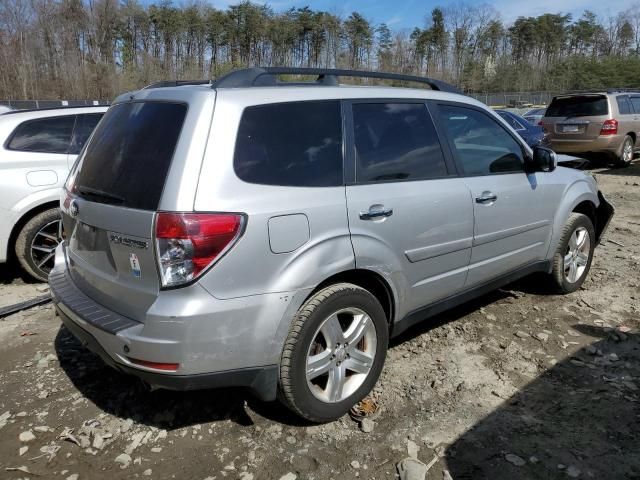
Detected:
left=211, top=0, right=639, bottom=29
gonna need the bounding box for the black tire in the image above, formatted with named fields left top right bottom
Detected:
left=279, top=283, right=389, bottom=423
left=550, top=213, right=595, bottom=294
left=14, top=208, right=62, bottom=282
left=613, top=135, right=634, bottom=167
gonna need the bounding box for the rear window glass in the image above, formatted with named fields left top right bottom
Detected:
left=71, top=102, right=186, bottom=210
left=546, top=96, right=608, bottom=117
left=69, top=113, right=103, bottom=155
left=7, top=115, right=75, bottom=153
left=353, top=103, right=447, bottom=182
left=234, top=101, right=343, bottom=187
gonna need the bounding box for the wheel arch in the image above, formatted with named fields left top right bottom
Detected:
left=546, top=180, right=598, bottom=261
left=7, top=200, right=60, bottom=261
left=304, top=269, right=396, bottom=328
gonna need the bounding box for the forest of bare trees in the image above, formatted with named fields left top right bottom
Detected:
left=1, top=0, right=640, bottom=100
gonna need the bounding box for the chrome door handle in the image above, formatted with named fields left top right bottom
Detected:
left=360, top=208, right=393, bottom=220
left=475, top=193, right=497, bottom=204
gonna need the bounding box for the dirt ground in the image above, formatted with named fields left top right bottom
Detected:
left=0, top=162, right=638, bottom=480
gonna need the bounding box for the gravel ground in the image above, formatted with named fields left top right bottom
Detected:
left=0, top=162, right=638, bottom=480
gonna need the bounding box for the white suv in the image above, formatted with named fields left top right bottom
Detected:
left=0, top=106, right=107, bottom=280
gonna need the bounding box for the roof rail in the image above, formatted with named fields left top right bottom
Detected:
left=211, top=67, right=461, bottom=94
left=1, top=104, right=108, bottom=115
left=143, top=79, right=211, bottom=89
left=560, top=88, right=640, bottom=96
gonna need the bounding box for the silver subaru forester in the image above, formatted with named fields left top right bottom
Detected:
left=50, top=68, right=614, bottom=422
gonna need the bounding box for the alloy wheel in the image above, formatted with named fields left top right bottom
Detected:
left=30, top=219, right=62, bottom=276
left=564, top=226, right=590, bottom=283
left=306, top=308, right=377, bottom=403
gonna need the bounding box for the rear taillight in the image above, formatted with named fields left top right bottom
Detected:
left=155, top=212, right=244, bottom=288
left=600, top=119, right=618, bottom=135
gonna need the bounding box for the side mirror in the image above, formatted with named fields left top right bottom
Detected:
left=529, top=146, right=557, bottom=172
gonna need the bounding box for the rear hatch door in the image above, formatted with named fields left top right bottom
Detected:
left=544, top=95, right=609, bottom=140
left=62, top=100, right=191, bottom=321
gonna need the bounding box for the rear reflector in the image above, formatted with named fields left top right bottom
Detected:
left=128, top=357, right=179, bottom=371
left=155, top=212, right=244, bottom=288
left=600, top=119, right=618, bottom=135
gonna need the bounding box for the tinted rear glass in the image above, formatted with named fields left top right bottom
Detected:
left=234, top=101, right=342, bottom=187
left=71, top=102, right=186, bottom=210
left=353, top=103, right=447, bottom=182
left=8, top=115, right=75, bottom=153
left=630, top=97, right=640, bottom=114
left=69, top=113, right=103, bottom=155
left=546, top=96, right=608, bottom=117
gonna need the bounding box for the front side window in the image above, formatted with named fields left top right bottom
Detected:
left=7, top=115, right=76, bottom=153
left=69, top=113, right=103, bottom=155
left=438, top=105, right=524, bottom=176
left=353, top=102, right=447, bottom=183
left=234, top=101, right=343, bottom=187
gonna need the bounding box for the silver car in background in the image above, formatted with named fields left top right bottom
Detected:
left=50, top=68, right=613, bottom=422
left=0, top=106, right=107, bottom=280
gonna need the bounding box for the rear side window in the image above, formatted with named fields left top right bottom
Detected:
left=71, top=102, right=187, bottom=211
left=7, top=115, right=75, bottom=153
left=616, top=96, right=633, bottom=115
left=546, top=96, right=608, bottom=117
left=234, top=101, right=343, bottom=187
left=630, top=96, right=640, bottom=114
left=69, top=113, right=103, bottom=155
left=353, top=102, right=447, bottom=183
left=437, top=105, right=524, bottom=176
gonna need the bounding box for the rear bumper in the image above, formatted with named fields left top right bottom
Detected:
left=550, top=135, right=623, bottom=155
left=57, top=305, right=278, bottom=399
left=48, top=246, right=308, bottom=401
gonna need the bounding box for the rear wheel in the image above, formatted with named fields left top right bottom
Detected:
left=279, top=283, right=388, bottom=423
left=614, top=135, right=634, bottom=167
left=15, top=208, right=62, bottom=282
left=550, top=213, right=595, bottom=294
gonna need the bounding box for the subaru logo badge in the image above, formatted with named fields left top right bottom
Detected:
left=69, top=199, right=79, bottom=218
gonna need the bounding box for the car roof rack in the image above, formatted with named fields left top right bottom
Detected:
left=210, top=67, right=461, bottom=94
left=560, top=88, right=640, bottom=96
left=143, top=79, right=211, bottom=89
left=1, top=104, right=108, bottom=115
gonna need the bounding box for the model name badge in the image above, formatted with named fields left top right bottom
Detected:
left=109, top=235, right=149, bottom=250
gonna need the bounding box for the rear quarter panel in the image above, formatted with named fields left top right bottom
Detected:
left=193, top=92, right=355, bottom=300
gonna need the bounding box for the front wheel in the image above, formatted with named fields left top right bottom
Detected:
left=279, top=283, right=389, bottom=423
left=550, top=213, right=595, bottom=294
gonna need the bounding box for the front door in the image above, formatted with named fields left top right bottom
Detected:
left=344, top=100, right=474, bottom=318
left=433, top=102, right=555, bottom=287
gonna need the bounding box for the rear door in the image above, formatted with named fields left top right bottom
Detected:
left=344, top=100, right=474, bottom=316
left=62, top=101, right=189, bottom=320
left=433, top=102, right=555, bottom=286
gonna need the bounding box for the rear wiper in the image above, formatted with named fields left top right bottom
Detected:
left=75, top=186, right=125, bottom=205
